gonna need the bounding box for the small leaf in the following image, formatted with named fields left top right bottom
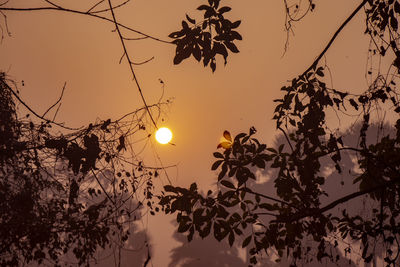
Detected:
left=349, top=98, right=359, bottom=110
left=213, top=152, right=224, bottom=158
left=211, top=160, right=223, bottom=170
left=316, top=67, right=324, bottom=77
left=197, top=5, right=209, bottom=11
left=182, top=20, right=189, bottom=29
left=231, top=20, right=241, bottom=29
left=185, top=14, right=196, bottom=24
left=395, top=1, right=400, bottom=14
left=221, top=180, right=235, bottom=189
left=242, top=235, right=252, bottom=248
left=218, top=6, right=232, bottom=14
left=224, top=42, right=239, bottom=53
left=217, top=141, right=232, bottom=149
left=228, top=231, right=235, bottom=246
left=223, top=130, right=232, bottom=141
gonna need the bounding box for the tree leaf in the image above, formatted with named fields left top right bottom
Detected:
left=228, top=231, right=235, bottom=246
left=217, top=141, right=232, bottom=149
left=223, top=130, right=232, bottom=141
left=220, top=180, right=235, bottom=189
left=218, top=6, right=232, bottom=14
left=231, top=20, right=241, bottom=29
left=242, top=235, right=252, bottom=248
left=211, top=160, right=223, bottom=170
left=185, top=14, right=196, bottom=24
left=224, top=41, right=239, bottom=53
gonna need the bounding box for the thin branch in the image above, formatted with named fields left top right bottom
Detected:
left=0, top=6, right=172, bottom=44
left=301, top=0, right=368, bottom=77
left=91, top=169, right=115, bottom=205
left=90, top=0, right=131, bottom=14
left=255, top=212, right=278, bottom=217
left=106, top=0, right=158, bottom=128
left=131, top=56, right=154, bottom=66
left=1, top=79, right=80, bottom=130
left=122, top=36, right=149, bottom=41
left=43, top=0, right=62, bottom=9
left=42, top=82, right=66, bottom=118
left=86, top=0, right=105, bottom=13
left=279, top=178, right=400, bottom=223
left=239, top=187, right=299, bottom=210
left=278, top=126, right=294, bottom=152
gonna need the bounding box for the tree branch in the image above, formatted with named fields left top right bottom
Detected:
left=279, top=178, right=400, bottom=223
left=240, top=187, right=299, bottom=210
left=1, top=78, right=80, bottom=130
left=0, top=6, right=172, bottom=44
left=106, top=0, right=158, bottom=128
left=301, top=0, right=368, bottom=77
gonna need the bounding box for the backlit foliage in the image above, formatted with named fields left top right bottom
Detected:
left=161, top=0, right=400, bottom=266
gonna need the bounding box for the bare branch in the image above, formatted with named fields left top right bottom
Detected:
left=1, top=78, right=81, bottom=130
left=0, top=5, right=173, bottom=44
left=301, top=0, right=368, bottom=77
left=42, top=82, right=66, bottom=118
left=106, top=0, right=158, bottom=128
left=90, top=0, right=131, bottom=14
left=131, top=56, right=154, bottom=66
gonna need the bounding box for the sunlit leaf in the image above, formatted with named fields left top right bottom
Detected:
left=217, top=141, right=232, bottom=149
left=223, top=130, right=232, bottom=142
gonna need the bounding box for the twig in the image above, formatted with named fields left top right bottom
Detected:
left=106, top=0, right=158, bottom=128
left=91, top=169, right=115, bottom=205
left=42, top=82, right=66, bottom=118
left=131, top=56, right=154, bottom=66
left=0, top=6, right=173, bottom=44
left=1, top=79, right=80, bottom=130
left=278, top=126, right=294, bottom=152
left=239, top=187, right=298, bottom=210
left=90, top=0, right=131, bottom=14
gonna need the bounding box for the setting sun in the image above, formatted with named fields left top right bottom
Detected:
left=155, top=127, right=173, bottom=144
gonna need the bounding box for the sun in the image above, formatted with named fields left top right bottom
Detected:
left=155, top=127, right=173, bottom=144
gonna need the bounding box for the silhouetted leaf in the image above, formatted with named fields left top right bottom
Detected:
left=242, top=235, right=252, bottom=248
left=218, top=6, right=232, bottom=14
left=185, top=14, right=196, bottom=24
left=221, top=180, right=235, bottom=189
left=231, top=20, right=241, bottom=28
left=224, top=41, right=239, bottom=53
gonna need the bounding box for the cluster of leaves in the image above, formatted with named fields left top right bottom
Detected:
left=169, top=0, right=242, bottom=72
left=365, top=0, right=400, bottom=72
left=0, top=77, right=162, bottom=266
left=162, top=0, right=400, bottom=265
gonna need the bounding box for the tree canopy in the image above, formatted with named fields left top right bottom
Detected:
left=160, top=0, right=400, bottom=266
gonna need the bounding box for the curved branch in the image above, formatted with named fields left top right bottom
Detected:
left=1, top=78, right=81, bottom=130
left=239, top=187, right=299, bottom=210
left=301, top=0, right=368, bottom=77
left=280, top=178, right=400, bottom=223
left=0, top=6, right=172, bottom=44
left=106, top=0, right=158, bottom=128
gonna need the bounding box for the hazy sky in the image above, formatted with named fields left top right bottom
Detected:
left=0, top=0, right=382, bottom=265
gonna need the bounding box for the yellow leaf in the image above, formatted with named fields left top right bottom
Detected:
left=217, top=141, right=232, bottom=149
left=223, top=130, right=232, bottom=142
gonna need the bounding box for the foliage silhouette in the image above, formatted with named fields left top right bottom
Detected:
left=0, top=75, right=166, bottom=266
left=0, top=0, right=237, bottom=265
left=2, top=0, right=400, bottom=266
left=160, top=0, right=400, bottom=266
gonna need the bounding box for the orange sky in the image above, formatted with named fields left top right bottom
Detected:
left=0, top=0, right=388, bottom=265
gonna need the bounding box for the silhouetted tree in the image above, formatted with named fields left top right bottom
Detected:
left=0, top=74, right=165, bottom=266
left=160, top=0, right=400, bottom=266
